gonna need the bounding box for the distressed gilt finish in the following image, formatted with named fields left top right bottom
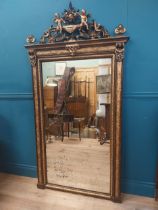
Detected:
left=25, top=36, right=128, bottom=202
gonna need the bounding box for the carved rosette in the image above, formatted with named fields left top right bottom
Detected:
left=28, top=50, right=37, bottom=67
left=115, top=42, right=125, bottom=62
left=114, top=24, right=126, bottom=35
left=65, top=43, right=80, bottom=56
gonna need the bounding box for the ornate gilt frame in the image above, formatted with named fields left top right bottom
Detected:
left=25, top=3, right=129, bottom=202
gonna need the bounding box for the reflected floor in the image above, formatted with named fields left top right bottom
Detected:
left=46, top=134, right=110, bottom=194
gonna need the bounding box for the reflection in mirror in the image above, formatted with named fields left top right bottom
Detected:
left=42, top=58, right=111, bottom=194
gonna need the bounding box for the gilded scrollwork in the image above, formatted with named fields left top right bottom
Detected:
left=115, top=42, right=125, bottom=62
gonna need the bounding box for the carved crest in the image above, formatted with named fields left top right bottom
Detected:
left=27, top=2, right=110, bottom=44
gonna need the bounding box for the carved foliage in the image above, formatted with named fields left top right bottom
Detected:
left=115, top=42, right=125, bottom=62
left=28, top=50, right=37, bottom=67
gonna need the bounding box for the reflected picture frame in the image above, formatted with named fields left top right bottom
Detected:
left=96, top=75, right=111, bottom=94
left=55, top=62, right=66, bottom=76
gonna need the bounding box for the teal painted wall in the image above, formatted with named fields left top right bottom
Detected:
left=0, top=0, right=158, bottom=197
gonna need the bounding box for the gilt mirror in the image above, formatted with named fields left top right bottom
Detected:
left=25, top=3, right=128, bottom=202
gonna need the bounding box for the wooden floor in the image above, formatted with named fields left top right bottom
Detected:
left=0, top=173, right=158, bottom=210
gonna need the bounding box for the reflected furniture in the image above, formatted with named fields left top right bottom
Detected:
left=73, top=117, right=85, bottom=140
left=100, top=103, right=111, bottom=139
left=66, top=97, right=88, bottom=119
left=44, top=66, right=75, bottom=141
left=43, top=86, right=58, bottom=110
left=44, top=108, right=63, bottom=142
left=44, top=104, right=74, bottom=141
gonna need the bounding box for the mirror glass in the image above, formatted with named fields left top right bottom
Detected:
left=42, top=58, right=111, bottom=194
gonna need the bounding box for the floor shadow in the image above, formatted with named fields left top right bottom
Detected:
left=0, top=115, right=14, bottom=175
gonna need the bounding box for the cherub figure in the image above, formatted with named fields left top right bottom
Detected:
left=80, top=9, right=89, bottom=30
left=54, top=13, right=65, bottom=32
